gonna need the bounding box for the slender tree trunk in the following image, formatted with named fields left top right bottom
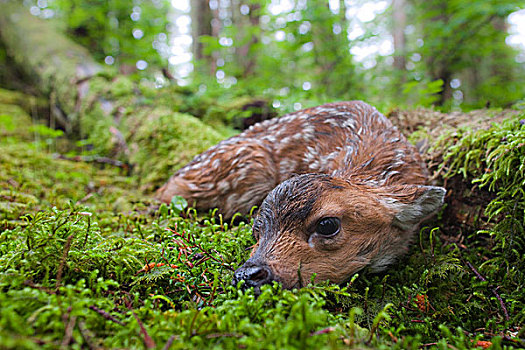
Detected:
left=436, top=67, right=453, bottom=106
left=423, top=0, right=451, bottom=106
left=191, top=0, right=213, bottom=62
left=392, top=0, right=406, bottom=71
left=210, top=0, right=222, bottom=75
left=237, top=2, right=260, bottom=78
left=490, top=17, right=512, bottom=82
left=339, top=0, right=346, bottom=22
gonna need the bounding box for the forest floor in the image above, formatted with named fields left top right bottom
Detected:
left=1, top=94, right=524, bottom=349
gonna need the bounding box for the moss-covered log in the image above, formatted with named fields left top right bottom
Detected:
left=0, top=2, right=230, bottom=189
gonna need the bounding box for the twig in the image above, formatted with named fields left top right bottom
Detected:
left=310, top=327, right=335, bottom=336
left=56, top=234, right=74, bottom=290
left=162, top=335, right=177, bottom=350
left=88, top=305, right=125, bottom=326
left=53, top=153, right=131, bottom=173
left=24, top=280, right=56, bottom=294
left=60, top=315, right=77, bottom=348
left=465, top=261, right=510, bottom=321
left=188, top=309, right=201, bottom=337
left=78, top=320, right=97, bottom=350
left=205, top=333, right=243, bottom=339
left=125, top=298, right=156, bottom=349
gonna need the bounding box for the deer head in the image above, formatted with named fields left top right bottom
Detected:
left=233, top=174, right=445, bottom=292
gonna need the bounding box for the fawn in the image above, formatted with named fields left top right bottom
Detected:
left=156, top=101, right=445, bottom=291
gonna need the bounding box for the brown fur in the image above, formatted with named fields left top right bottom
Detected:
left=246, top=175, right=443, bottom=289
left=157, top=101, right=428, bottom=216
left=157, top=101, right=445, bottom=290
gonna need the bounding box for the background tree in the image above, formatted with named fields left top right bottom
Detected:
left=408, top=0, right=524, bottom=108
left=9, top=0, right=525, bottom=111
left=191, top=0, right=213, bottom=75
left=392, top=0, right=406, bottom=72
left=235, top=0, right=261, bottom=78
left=28, top=0, right=170, bottom=76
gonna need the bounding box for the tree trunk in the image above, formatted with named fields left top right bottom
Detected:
left=191, top=0, right=213, bottom=64
left=0, top=2, right=227, bottom=189
left=0, top=3, right=101, bottom=134
left=435, top=67, right=452, bottom=106
left=209, top=0, right=223, bottom=75
left=237, top=2, right=260, bottom=78
left=392, top=0, right=406, bottom=71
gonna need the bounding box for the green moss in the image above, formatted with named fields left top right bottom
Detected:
left=0, top=88, right=32, bottom=106
left=110, top=76, right=135, bottom=98
left=131, top=110, right=231, bottom=190
left=1, top=93, right=524, bottom=348
left=0, top=103, right=33, bottom=139
left=436, top=112, right=525, bottom=308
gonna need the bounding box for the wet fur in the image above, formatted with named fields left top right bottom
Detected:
left=157, top=101, right=445, bottom=289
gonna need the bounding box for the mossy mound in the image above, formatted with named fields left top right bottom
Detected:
left=131, top=110, right=231, bottom=191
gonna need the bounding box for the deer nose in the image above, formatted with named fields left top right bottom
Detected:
left=233, top=262, right=274, bottom=291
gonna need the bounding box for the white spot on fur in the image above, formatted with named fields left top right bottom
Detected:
left=264, top=135, right=277, bottom=143
left=324, top=118, right=341, bottom=127
left=217, top=180, right=231, bottom=193
left=279, top=159, right=297, bottom=174
left=235, top=146, right=248, bottom=156
left=343, top=118, right=356, bottom=129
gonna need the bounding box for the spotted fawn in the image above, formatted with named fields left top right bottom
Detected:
left=157, top=101, right=445, bottom=291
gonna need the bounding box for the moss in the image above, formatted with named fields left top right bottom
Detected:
left=0, top=103, right=33, bottom=139
left=1, top=85, right=525, bottom=348
left=131, top=110, right=231, bottom=190
left=435, top=111, right=525, bottom=280
left=110, top=76, right=135, bottom=98
left=0, top=88, right=32, bottom=106
left=1, top=4, right=253, bottom=187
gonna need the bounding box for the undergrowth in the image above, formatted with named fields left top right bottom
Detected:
left=1, top=103, right=524, bottom=349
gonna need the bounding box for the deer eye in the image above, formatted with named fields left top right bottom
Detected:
left=315, top=217, right=340, bottom=237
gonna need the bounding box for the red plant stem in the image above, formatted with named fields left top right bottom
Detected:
left=466, top=261, right=509, bottom=321
left=89, top=305, right=125, bottom=326
left=125, top=298, right=156, bottom=349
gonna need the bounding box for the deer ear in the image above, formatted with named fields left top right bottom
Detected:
left=386, top=186, right=446, bottom=231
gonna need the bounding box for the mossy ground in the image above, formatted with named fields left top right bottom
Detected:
left=1, top=94, right=524, bottom=349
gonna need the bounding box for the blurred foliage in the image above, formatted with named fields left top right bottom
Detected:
left=200, top=2, right=361, bottom=107
left=15, top=0, right=525, bottom=111
left=197, top=1, right=364, bottom=112
left=23, top=0, right=170, bottom=76
left=192, top=0, right=525, bottom=112
left=406, top=0, right=525, bottom=108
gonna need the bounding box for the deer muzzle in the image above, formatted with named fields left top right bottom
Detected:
left=233, top=259, right=275, bottom=293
